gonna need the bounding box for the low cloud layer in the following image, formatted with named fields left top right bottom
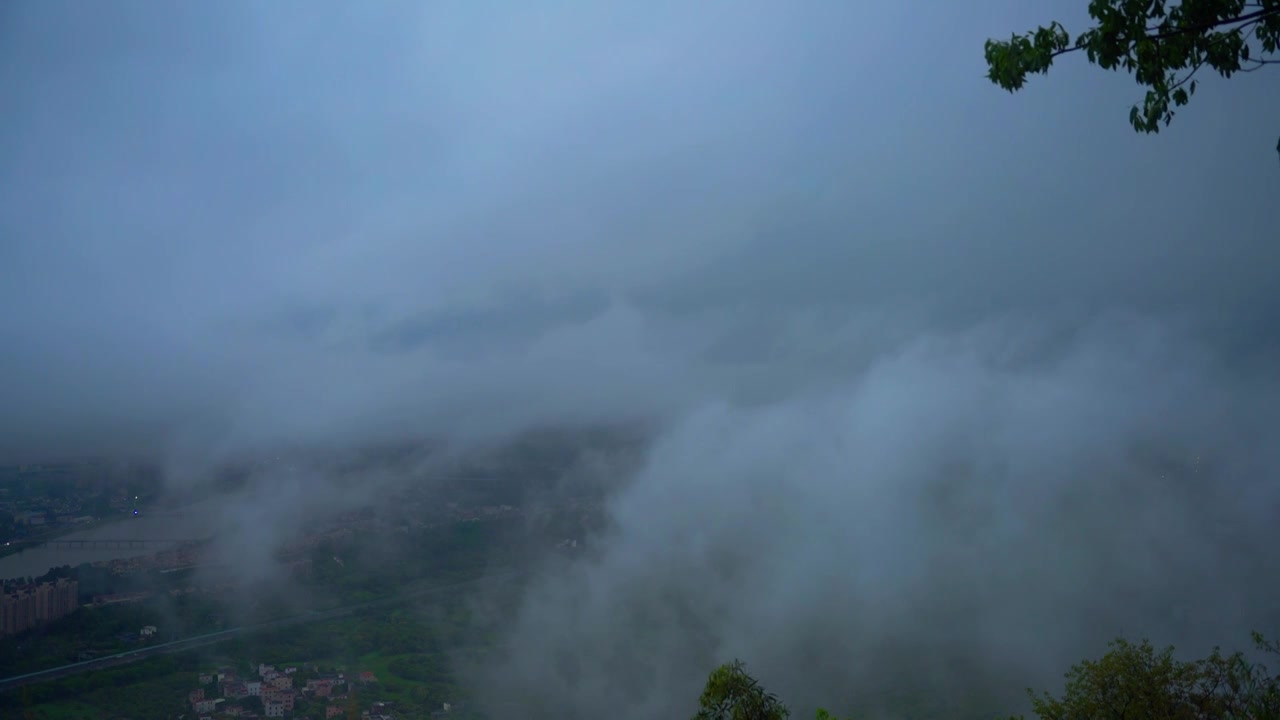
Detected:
left=479, top=314, right=1280, bottom=718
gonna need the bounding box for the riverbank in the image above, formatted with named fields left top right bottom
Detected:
left=0, top=509, right=214, bottom=582
left=0, top=516, right=116, bottom=560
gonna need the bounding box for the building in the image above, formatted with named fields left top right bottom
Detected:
left=247, top=680, right=262, bottom=696
left=16, top=511, right=47, bottom=526
left=1, top=578, right=78, bottom=636
left=264, top=700, right=285, bottom=718
left=193, top=698, right=217, bottom=714
left=308, top=674, right=345, bottom=697
left=263, top=687, right=295, bottom=711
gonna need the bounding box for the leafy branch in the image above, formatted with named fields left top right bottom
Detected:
left=984, top=0, right=1279, bottom=149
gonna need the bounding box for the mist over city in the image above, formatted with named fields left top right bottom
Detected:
left=2, top=2, right=1278, bottom=719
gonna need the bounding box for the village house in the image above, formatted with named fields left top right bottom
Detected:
left=326, top=705, right=345, bottom=719
left=247, top=680, right=262, bottom=696
left=192, top=697, right=217, bottom=714
left=265, top=700, right=286, bottom=718
left=263, top=686, right=296, bottom=711
left=308, top=675, right=347, bottom=697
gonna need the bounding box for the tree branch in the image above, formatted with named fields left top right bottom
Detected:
left=1047, top=6, right=1280, bottom=61
left=1146, top=6, right=1280, bottom=41
left=1168, top=57, right=1209, bottom=91
left=1238, top=57, right=1280, bottom=70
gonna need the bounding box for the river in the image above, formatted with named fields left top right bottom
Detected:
left=0, top=504, right=221, bottom=580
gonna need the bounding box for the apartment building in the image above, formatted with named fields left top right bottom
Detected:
left=0, top=578, right=79, bottom=636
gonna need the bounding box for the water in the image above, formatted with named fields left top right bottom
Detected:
left=0, top=505, right=219, bottom=581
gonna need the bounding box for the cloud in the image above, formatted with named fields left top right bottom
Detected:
left=1, top=1, right=1278, bottom=715
left=3, top=0, right=1276, bottom=464
left=474, top=313, right=1280, bottom=719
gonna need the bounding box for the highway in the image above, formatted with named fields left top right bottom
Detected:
left=0, top=569, right=527, bottom=693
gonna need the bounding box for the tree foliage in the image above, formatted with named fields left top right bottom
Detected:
left=693, top=661, right=854, bottom=720
left=1019, top=633, right=1280, bottom=720
left=696, top=634, right=1280, bottom=720
left=694, top=661, right=791, bottom=720
left=984, top=0, right=1279, bottom=154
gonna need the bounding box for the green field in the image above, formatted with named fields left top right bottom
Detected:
left=2, top=517, right=533, bottom=720
left=8, top=589, right=503, bottom=719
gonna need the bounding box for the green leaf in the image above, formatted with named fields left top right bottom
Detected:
left=986, top=4, right=1280, bottom=152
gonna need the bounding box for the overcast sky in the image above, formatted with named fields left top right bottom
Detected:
left=3, top=0, right=1276, bottom=463
left=3, top=3, right=1279, bottom=716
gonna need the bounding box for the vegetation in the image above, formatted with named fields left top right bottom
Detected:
left=983, top=0, right=1280, bottom=153
left=8, top=654, right=200, bottom=720
left=1018, top=633, right=1280, bottom=720
left=1, top=585, right=503, bottom=720
left=691, top=661, right=851, bottom=720
left=693, top=661, right=791, bottom=720
left=694, top=634, right=1280, bottom=720
left=0, top=515, right=532, bottom=720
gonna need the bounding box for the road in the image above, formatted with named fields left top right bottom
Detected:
left=0, top=569, right=527, bottom=693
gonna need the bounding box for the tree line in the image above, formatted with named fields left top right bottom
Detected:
left=692, top=633, right=1280, bottom=719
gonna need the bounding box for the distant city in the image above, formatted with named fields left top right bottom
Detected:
left=0, top=460, right=163, bottom=550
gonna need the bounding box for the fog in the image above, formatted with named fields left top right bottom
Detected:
left=2, top=0, right=1278, bottom=717
left=479, top=314, right=1280, bottom=718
